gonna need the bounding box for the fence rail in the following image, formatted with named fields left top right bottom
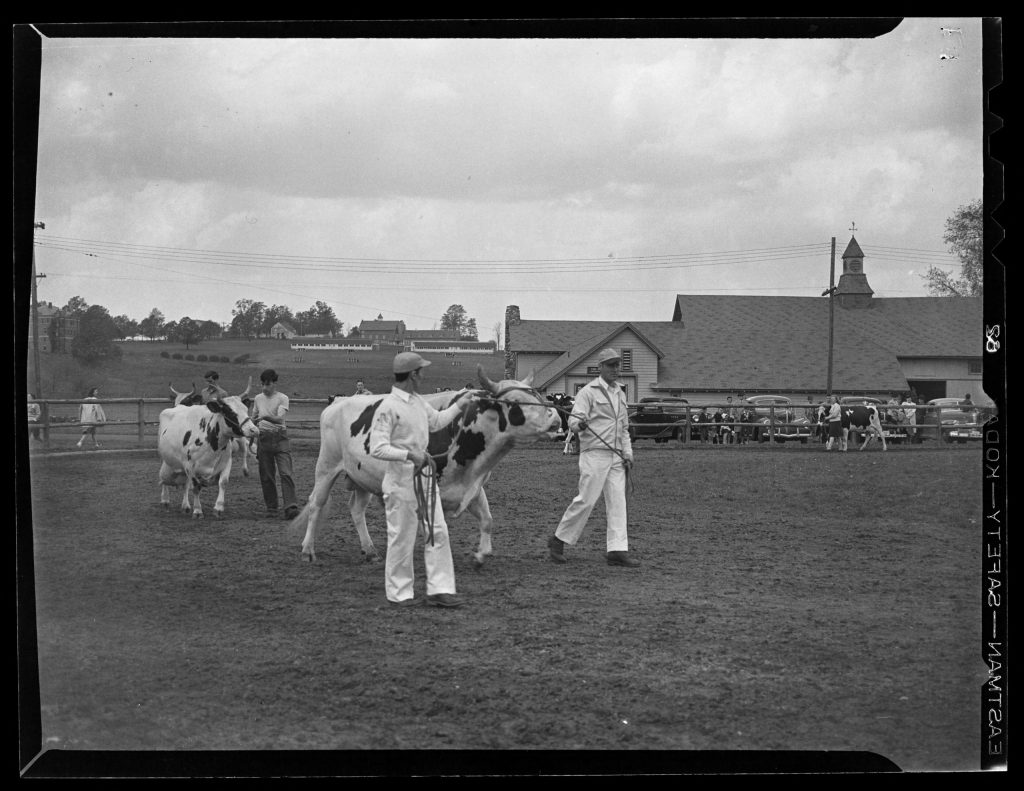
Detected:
left=25, top=397, right=994, bottom=451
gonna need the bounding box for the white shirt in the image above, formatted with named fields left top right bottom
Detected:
left=253, top=391, right=289, bottom=434
left=568, top=376, right=633, bottom=460
left=369, top=386, right=463, bottom=463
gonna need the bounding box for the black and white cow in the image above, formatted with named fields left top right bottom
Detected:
left=158, top=396, right=259, bottom=517
left=818, top=402, right=888, bottom=451
left=291, top=365, right=563, bottom=567
left=171, top=382, right=256, bottom=477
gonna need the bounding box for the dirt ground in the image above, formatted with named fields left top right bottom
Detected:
left=22, top=440, right=986, bottom=775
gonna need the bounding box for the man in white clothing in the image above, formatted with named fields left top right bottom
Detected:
left=369, top=352, right=476, bottom=608
left=548, top=348, right=638, bottom=567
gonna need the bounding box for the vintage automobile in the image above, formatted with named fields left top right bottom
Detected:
left=743, top=395, right=813, bottom=443
left=627, top=397, right=690, bottom=444
left=924, top=397, right=986, bottom=443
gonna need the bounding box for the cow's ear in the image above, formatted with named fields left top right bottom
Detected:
left=206, top=400, right=223, bottom=413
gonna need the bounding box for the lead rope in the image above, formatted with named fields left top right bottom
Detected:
left=413, top=455, right=439, bottom=546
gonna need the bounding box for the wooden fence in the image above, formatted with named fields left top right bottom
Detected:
left=24, top=398, right=992, bottom=451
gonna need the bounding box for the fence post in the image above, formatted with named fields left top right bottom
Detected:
left=684, top=405, right=691, bottom=444
left=42, top=400, right=50, bottom=450
left=138, top=399, right=145, bottom=445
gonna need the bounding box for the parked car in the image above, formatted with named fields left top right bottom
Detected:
left=924, top=397, right=985, bottom=443
left=743, top=395, right=812, bottom=443
left=628, top=397, right=690, bottom=444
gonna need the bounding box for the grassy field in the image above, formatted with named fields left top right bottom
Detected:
left=26, top=339, right=507, bottom=401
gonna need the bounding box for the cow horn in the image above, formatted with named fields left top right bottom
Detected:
left=477, top=364, right=499, bottom=394
left=522, top=369, right=535, bottom=387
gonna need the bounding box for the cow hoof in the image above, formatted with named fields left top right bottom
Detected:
left=301, top=552, right=315, bottom=563
left=361, top=551, right=381, bottom=564
left=192, top=512, right=204, bottom=520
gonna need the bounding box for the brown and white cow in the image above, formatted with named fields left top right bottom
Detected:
left=291, top=365, right=563, bottom=567
left=158, top=396, right=259, bottom=518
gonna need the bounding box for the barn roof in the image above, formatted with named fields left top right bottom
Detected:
left=359, top=319, right=405, bottom=331
left=509, top=294, right=983, bottom=393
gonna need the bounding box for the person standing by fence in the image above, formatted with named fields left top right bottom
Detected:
left=76, top=387, right=106, bottom=449
left=824, top=394, right=844, bottom=451
left=27, top=393, right=41, bottom=441
left=252, top=369, right=299, bottom=520
left=902, top=393, right=918, bottom=443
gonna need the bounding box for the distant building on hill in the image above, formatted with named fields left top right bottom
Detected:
left=358, top=314, right=406, bottom=347
left=269, top=320, right=298, bottom=340
left=33, top=302, right=78, bottom=353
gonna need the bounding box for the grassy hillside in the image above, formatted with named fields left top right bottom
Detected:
left=26, top=339, right=508, bottom=400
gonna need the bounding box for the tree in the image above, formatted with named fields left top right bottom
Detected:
left=172, top=316, right=203, bottom=350
left=923, top=199, right=983, bottom=296
left=199, top=320, right=222, bottom=340
left=491, top=321, right=503, bottom=349
left=70, top=304, right=122, bottom=364
left=112, top=314, right=140, bottom=340
left=231, top=299, right=266, bottom=341
left=440, top=304, right=469, bottom=335
left=348, top=326, right=362, bottom=338
left=139, top=308, right=165, bottom=341
left=311, top=300, right=342, bottom=337
left=62, top=295, right=89, bottom=316
left=462, top=317, right=478, bottom=341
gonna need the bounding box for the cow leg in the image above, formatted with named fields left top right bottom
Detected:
left=299, top=462, right=346, bottom=563
left=159, top=461, right=177, bottom=509
left=463, top=488, right=495, bottom=569
left=348, top=489, right=381, bottom=562
left=213, top=452, right=233, bottom=516
left=190, top=477, right=205, bottom=519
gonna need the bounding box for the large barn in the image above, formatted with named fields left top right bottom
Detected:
left=505, top=236, right=988, bottom=406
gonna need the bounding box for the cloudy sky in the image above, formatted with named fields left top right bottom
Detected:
left=27, top=19, right=985, bottom=343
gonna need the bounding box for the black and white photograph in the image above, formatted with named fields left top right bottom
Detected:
left=15, top=18, right=1005, bottom=776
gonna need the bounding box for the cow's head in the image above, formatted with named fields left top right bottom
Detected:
left=437, top=365, right=562, bottom=516
left=170, top=382, right=201, bottom=407
left=206, top=396, right=259, bottom=440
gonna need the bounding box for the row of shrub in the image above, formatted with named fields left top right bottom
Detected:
left=158, top=352, right=251, bottom=363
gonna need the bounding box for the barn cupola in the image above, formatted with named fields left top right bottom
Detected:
left=836, top=232, right=874, bottom=309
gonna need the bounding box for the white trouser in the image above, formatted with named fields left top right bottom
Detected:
left=555, top=450, right=629, bottom=552
left=382, top=465, right=456, bottom=602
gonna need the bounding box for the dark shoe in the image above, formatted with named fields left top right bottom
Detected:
left=388, top=597, right=422, bottom=608
left=425, top=593, right=464, bottom=608
left=606, top=551, right=640, bottom=568
left=283, top=506, right=300, bottom=520
left=548, top=535, right=567, bottom=564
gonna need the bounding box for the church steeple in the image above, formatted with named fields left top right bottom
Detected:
left=836, top=224, right=874, bottom=308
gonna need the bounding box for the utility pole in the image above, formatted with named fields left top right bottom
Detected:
left=31, top=221, right=46, bottom=399
left=821, top=236, right=837, bottom=396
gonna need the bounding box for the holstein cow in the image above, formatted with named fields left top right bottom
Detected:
left=170, top=382, right=256, bottom=477
left=818, top=402, right=888, bottom=451
left=292, top=365, right=563, bottom=567
left=158, top=395, right=259, bottom=517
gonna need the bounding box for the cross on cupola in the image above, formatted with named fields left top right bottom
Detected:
left=849, top=221, right=858, bottom=234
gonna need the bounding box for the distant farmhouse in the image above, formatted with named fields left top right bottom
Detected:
left=505, top=235, right=989, bottom=406
left=269, top=320, right=297, bottom=340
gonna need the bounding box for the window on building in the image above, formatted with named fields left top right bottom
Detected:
left=968, top=360, right=982, bottom=374
left=620, top=349, right=633, bottom=371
